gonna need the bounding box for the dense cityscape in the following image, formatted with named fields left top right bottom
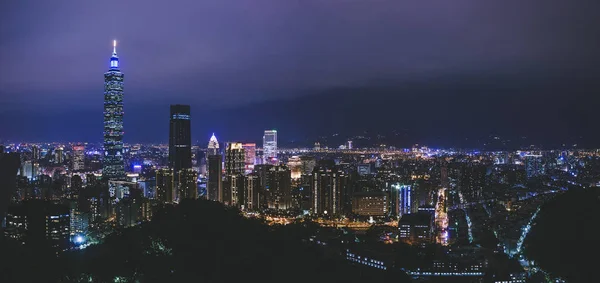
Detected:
left=0, top=41, right=597, bottom=282
left=2, top=1, right=600, bottom=282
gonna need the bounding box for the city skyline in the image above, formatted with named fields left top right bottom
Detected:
left=2, top=2, right=599, bottom=282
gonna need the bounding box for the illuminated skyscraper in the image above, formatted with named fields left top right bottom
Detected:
left=103, top=40, right=125, bottom=180
left=263, top=130, right=277, bottom=164
left=398, top=185, right=413, bottom=216
left=207, top=133, right=219, bottom=156
left=169, top=105, right=192, bottom=172
left=242, top=143, right=256, bottom=173
left=311, top=166, right=348, bottom=215
left=72, top=145, right=85, bottom=171
left=225, top=142, right=245, bottom=176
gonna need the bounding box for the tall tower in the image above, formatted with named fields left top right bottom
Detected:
left=103, top=40, right=125, bottom=180
left=263, top=130, right=277, bottom=164
left=169, top=105, right=192, bottom=172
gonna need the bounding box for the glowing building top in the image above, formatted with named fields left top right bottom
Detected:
left=110, top=40, right=119, bottom=69
left=207, top=133, right=220, bottom=156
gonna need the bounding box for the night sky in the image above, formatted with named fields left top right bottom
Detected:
left=1, top=1, right=599, bottom=147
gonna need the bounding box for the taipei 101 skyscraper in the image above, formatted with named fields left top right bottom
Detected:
left=102, top=40, right=125, bottom=180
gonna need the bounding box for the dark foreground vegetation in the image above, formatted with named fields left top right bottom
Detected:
left=2, top=199, right=406, bottom=282
left=524, top=188, right=600, bottom=282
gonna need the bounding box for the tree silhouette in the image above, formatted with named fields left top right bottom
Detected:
left=523, top=188, right=600, bottom=282
left=3, top=199, right=409, bottom=282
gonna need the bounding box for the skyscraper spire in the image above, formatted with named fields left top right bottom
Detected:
left=109, top=39, right=119, bottom=69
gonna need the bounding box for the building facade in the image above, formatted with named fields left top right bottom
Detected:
left=102, top=40, right=125, bottom=180
left=263, top=130, right=277, bottom=164
left=178, top=168, right=198, bottom=200
left=72, top=145, right=85, bottom=171
left=156, top=169, right=175, bottom=204
left=225, top=142, right=245, bottom=176
left=207, top=154, right=222, bottom=202
left=169, top=105, right=192, bottom=172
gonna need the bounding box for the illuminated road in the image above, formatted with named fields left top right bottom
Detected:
left=435, top=188, right=449, bottom=245
left=252, top=213, right=396, bottom=230
left=457, top=189, right=474, bottom=243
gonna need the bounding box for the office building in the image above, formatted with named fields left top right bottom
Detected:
left=311, top=167, right=349, bottom=215
left=156, top=169, right=174, bottom=204
left=398, top=212, right=434, bottom=245
left=102, top=40, right=125, bottom=180
left=223, top=174, right=244, bottom=207
left=169, top=105, right=192, bottom=172
left=357, top=164, right=372, bottom=176
left=225, top=142, right=245, bottom=176
left=287, top=156, right=302, bottom=180
left=266, top=165, right=292, bottom=210
left=20, top=160, right=40, bottom=181
left=55, top=147, right=64, bottom=164
left=244, top=174, right=260, bottom=210
left=525, top=154, right=544, bottom=178
left=242, top=143, right=256, bottom=173
left=298, top=156, right=316, bottom=175
left=397, top=185, right=417, bottom=216
left=31, top=145, right=40, bottom=160
left=72, top=145, right=85, bottom=171
left=263, top=130, right=277, bottom=164
left=178, top=168, right=198, bottom=200
left=5, top=200, right=70, bottom=249
left=207, top=154, right=222, bottom=202
left=352, top=192, right=388, bottom=216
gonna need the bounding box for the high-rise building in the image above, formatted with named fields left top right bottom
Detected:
left=55, top=147, right=64, bottom=164
left=263, top=130, right=277, bottom=164
left=225, top=142, right=245, bottom=176
left=156, top=169, right=174, bottom=204
left=72, top=145, right=85, bottom=171
left=244, top=174, right=260, bottom=210
left=178, top=168, right=198, bottom=200
left=0, top=150, right=20, bottom=223
left=266, top=166, right=292, bottom=210
left=102, top=40, right=125, bottom=180
left=242, top=143, right=256, bottom=173
left=223, top=174, right=244, bottom=207
left=207, top=155, right=222, bottom=202
left=287, top=156, right=302, bottom=180
left=207, top=133, right=219, bottom=156
left=31, top=145, right=40, bottom=160
left=298, top=156, right=317, bottom=175
left=169, top=105, right=192, bottom=172
left=398, top=185, right=415, bottom=216
left=311, top=166, right=348, bottom=215
left=525, top=154, right=544, bottom=178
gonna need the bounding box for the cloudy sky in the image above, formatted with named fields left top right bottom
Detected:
left=1, top=0, right=598, bottom=145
